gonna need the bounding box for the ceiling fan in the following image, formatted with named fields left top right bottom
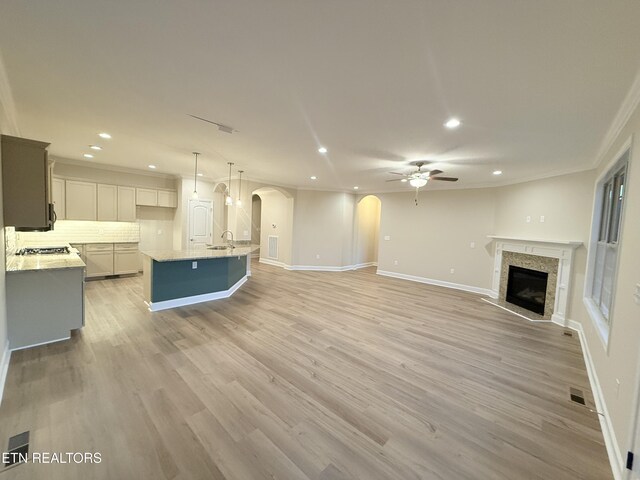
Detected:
left=387, top=161, right=458, bottom=205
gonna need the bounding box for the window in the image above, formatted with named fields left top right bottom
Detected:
left=586, top=148, right=628, bottom=343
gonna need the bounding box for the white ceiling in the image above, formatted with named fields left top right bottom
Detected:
left=1, top=1, right=640, bottom=192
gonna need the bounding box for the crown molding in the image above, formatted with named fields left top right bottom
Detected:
left=593, top=68, right=640, bottom=168
left=52, top=156, right=178, bottom=179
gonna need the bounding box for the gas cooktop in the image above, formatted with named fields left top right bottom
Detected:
left=17, top=246, right=70, bottom=255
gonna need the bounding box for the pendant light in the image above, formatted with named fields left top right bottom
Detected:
left=236, top=170, right=244, bottom=207
left=192, top=152, right=200, bottom=199
left=225, top=162, right=234, bottom=205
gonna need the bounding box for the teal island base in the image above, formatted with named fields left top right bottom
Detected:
left=142, top=248, right=255, bottom=311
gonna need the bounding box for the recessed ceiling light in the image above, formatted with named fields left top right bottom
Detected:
left=148, top=164, right=156, bottom=169
left=353, top=186, right=359, bottom=190
left=493, top=170, right=503, bottom=175
left=318, top=147, right=327, bottom=154
left=444, top=118, right=461, bottom=129
left=98, top=132, right=111, bottom=139
left=401, top=178, right=408, bottom=183
left=90, top=145, right=102, bottom=150
left=83, top=154, right=94, bottom=159
left=197, top=173, right=203, bottom=177
left=310, top=176, right=317, bottom=180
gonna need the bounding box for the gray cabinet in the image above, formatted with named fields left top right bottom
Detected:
left=7, top=267, right=84, bottom=349
left=1, top=134, right=53, bottom=230
left=136, top=188, right=158, bottom=206
left=86, top=243, right=114, bottom=277
left=97, top=184, right=118, bottom=221
left=117, top=186, right=136, bottom=221
left=157, top=190, right=177, bottom=208
left=114, top=243, right=140, bottom=274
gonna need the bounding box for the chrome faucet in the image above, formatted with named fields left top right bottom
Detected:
left=221, top=230, right=234, bottom=248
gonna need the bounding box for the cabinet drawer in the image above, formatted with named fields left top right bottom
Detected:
left=114, top=243, right=138, bottom=251
left=86, top=243, right=114, bottom=252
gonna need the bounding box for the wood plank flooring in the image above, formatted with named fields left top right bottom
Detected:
left=0, top=263, right=611, bottom=479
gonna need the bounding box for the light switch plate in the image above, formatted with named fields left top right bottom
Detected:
left=384, top=235, right=391, bottom=241
left=526, top=216, right=531, bottom=223
left=539, top=215, right=545, bottom=223
left=470, top=242, right=475, bottom=248
left=635, top=284, right=640, bottom=305
left=192, top=261, right=197, bottom=269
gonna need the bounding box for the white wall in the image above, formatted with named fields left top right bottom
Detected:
left=572, top=100, right=640, bottom=468
left=377, top=187, right=497, bottom=290
left=255, top=189, right=294, bottom=266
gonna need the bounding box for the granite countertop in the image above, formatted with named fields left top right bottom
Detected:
left=6, top=249, right=86, bottom=273
left=142, top=244, right=260, bottom=262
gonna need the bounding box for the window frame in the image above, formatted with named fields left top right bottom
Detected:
left=583, top=138, right=632, bottom=350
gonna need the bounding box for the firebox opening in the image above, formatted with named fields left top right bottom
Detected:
left=506, top=265, right=549, bottom=315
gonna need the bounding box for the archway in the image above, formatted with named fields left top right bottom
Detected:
left=354, top=195, right=382, bottom=267
left=212, top=182, right=228, bottom=241
left=251, top=187, right=294, bottom=266
left=251, top=194, right=262, bottom=256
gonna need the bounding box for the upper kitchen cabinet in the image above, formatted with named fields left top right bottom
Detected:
left=1, top=134, right=54, bottom=231
left=136, top=188, right=157, bottom=206
left=97, top=184, right=118, bottom=221
left=66, top=180, right=97, bottom=220
left=157, top=189, right=177, bottom=208
left=51, top=177, right=66, bottom=220
left=117, top=186, right=136, bottom=221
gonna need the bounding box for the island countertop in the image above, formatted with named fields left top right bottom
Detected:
left=142, top=245, right=259, bottom=262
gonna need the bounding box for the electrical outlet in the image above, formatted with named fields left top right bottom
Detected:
left=243, top=230, right=249, bottom=237
left=634, top=284, right=640, bottom=305
left=526, top=216, right=531, bottom=223
left=384, top=235, right=391, bottom=241
left=393, top=260, right=398, bottom=266
left=157, top=229, right=162, bottom=235
left=192, top=261, right=197, bottom=269
left=470, top=242, right=475, bottom=249
left=316, top=254, right=320, bottom=259
left=616, top=379, right=621, bottom=398
left=450, top=268, right=455, bottom=274
left=539, top=215, right=545, bottom=223
left=99, top=229, right=105, bottom=235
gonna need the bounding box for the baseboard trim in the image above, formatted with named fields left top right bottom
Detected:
left=567, top=319, right=623, bottom=480
left=146, top=276, right=248, bottom=312
left=376, top=270, right=493, bottom=297
left=259, top=258, right=286, bottom=268
left=0, top=340, right=10, bottom=407
left=259, top=259, right=378, bottom=272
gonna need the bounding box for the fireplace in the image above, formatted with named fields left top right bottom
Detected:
left=506, top=265, right=549, bottom=315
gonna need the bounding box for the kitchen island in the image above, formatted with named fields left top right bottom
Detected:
left=141, top=245, right=258, bottom=311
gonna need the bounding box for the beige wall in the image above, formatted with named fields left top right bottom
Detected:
left=377, top=187, right=497, bottom=289
left=572, top=102, right=640, bottom=463
left=255, top=189, right=294, bottom=266
left=291, top=190, right=356, bottom=267
left=354, top=195, right=381, bottom=265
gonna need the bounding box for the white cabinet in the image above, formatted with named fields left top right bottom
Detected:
left=136, top=188, right=158, bottom=206
left=117, top=186, right=136, bottom=221
left=51, top=177, right=66, bottom=220
left=85, top=243, right=114, bottom=277
left=157, top=190, right=177, bottom=208
left=97, top=184, right=118, bottom=221
left=114, top=243, right=140, bottom=274
left=66, top=180, right=97, bottom=220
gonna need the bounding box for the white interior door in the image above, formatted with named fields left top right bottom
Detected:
left=189, top=199, right=212, bottom=249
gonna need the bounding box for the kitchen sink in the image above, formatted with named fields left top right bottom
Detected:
left=207, top=245, right=234, bottom=250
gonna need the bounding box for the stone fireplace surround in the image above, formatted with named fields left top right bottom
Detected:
left=488, top=236, right=582, bottom=325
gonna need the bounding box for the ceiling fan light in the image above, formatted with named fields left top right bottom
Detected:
left=409, top=177, right=428, bottom=188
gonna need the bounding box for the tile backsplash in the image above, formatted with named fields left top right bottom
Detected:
left=15, top=220, right=140, bottom=246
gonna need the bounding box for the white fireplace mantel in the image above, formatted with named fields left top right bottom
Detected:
left=487, top=235, right=583, bottom=326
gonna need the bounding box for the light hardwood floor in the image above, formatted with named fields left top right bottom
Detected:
left=0, top=263, right=611, bottom=479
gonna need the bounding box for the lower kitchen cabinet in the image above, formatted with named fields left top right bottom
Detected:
left=7, top=267, right=84, bottom=349
left=86, top=244, right=114, bottom=277
left=114, top=243, right=140, bottom=274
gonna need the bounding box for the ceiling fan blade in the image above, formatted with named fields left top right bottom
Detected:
left=385, top=178, right=405, bottom=182
left=388, top=172, right=408, bottom=176
left=427, top=169, right=443, bottom=176
left=431, top=176, right=459, bottom=182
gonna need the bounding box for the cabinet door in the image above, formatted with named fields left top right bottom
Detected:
left=117, top=186, right=136, bottom=221
left=114, top=251, right=140, bottom=275
left=66, top=180, right=97, bottom=220
left=1, top=135, right=50, bottom=229
left=97, top=184, right=118, bottom=221
left=157, top=190, right=177, bottom=208
left=51, top=177, right=66, bottom=220
left=85, top=251, right=114, bottom=277
left=136, top=188, right=158, bottom=206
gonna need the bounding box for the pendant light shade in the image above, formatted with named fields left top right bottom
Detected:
left=236, top=170, right=244, bottom=207
left=225, top=162, right=234, bottom=206
left=192, top=152, right=200, bottom=199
